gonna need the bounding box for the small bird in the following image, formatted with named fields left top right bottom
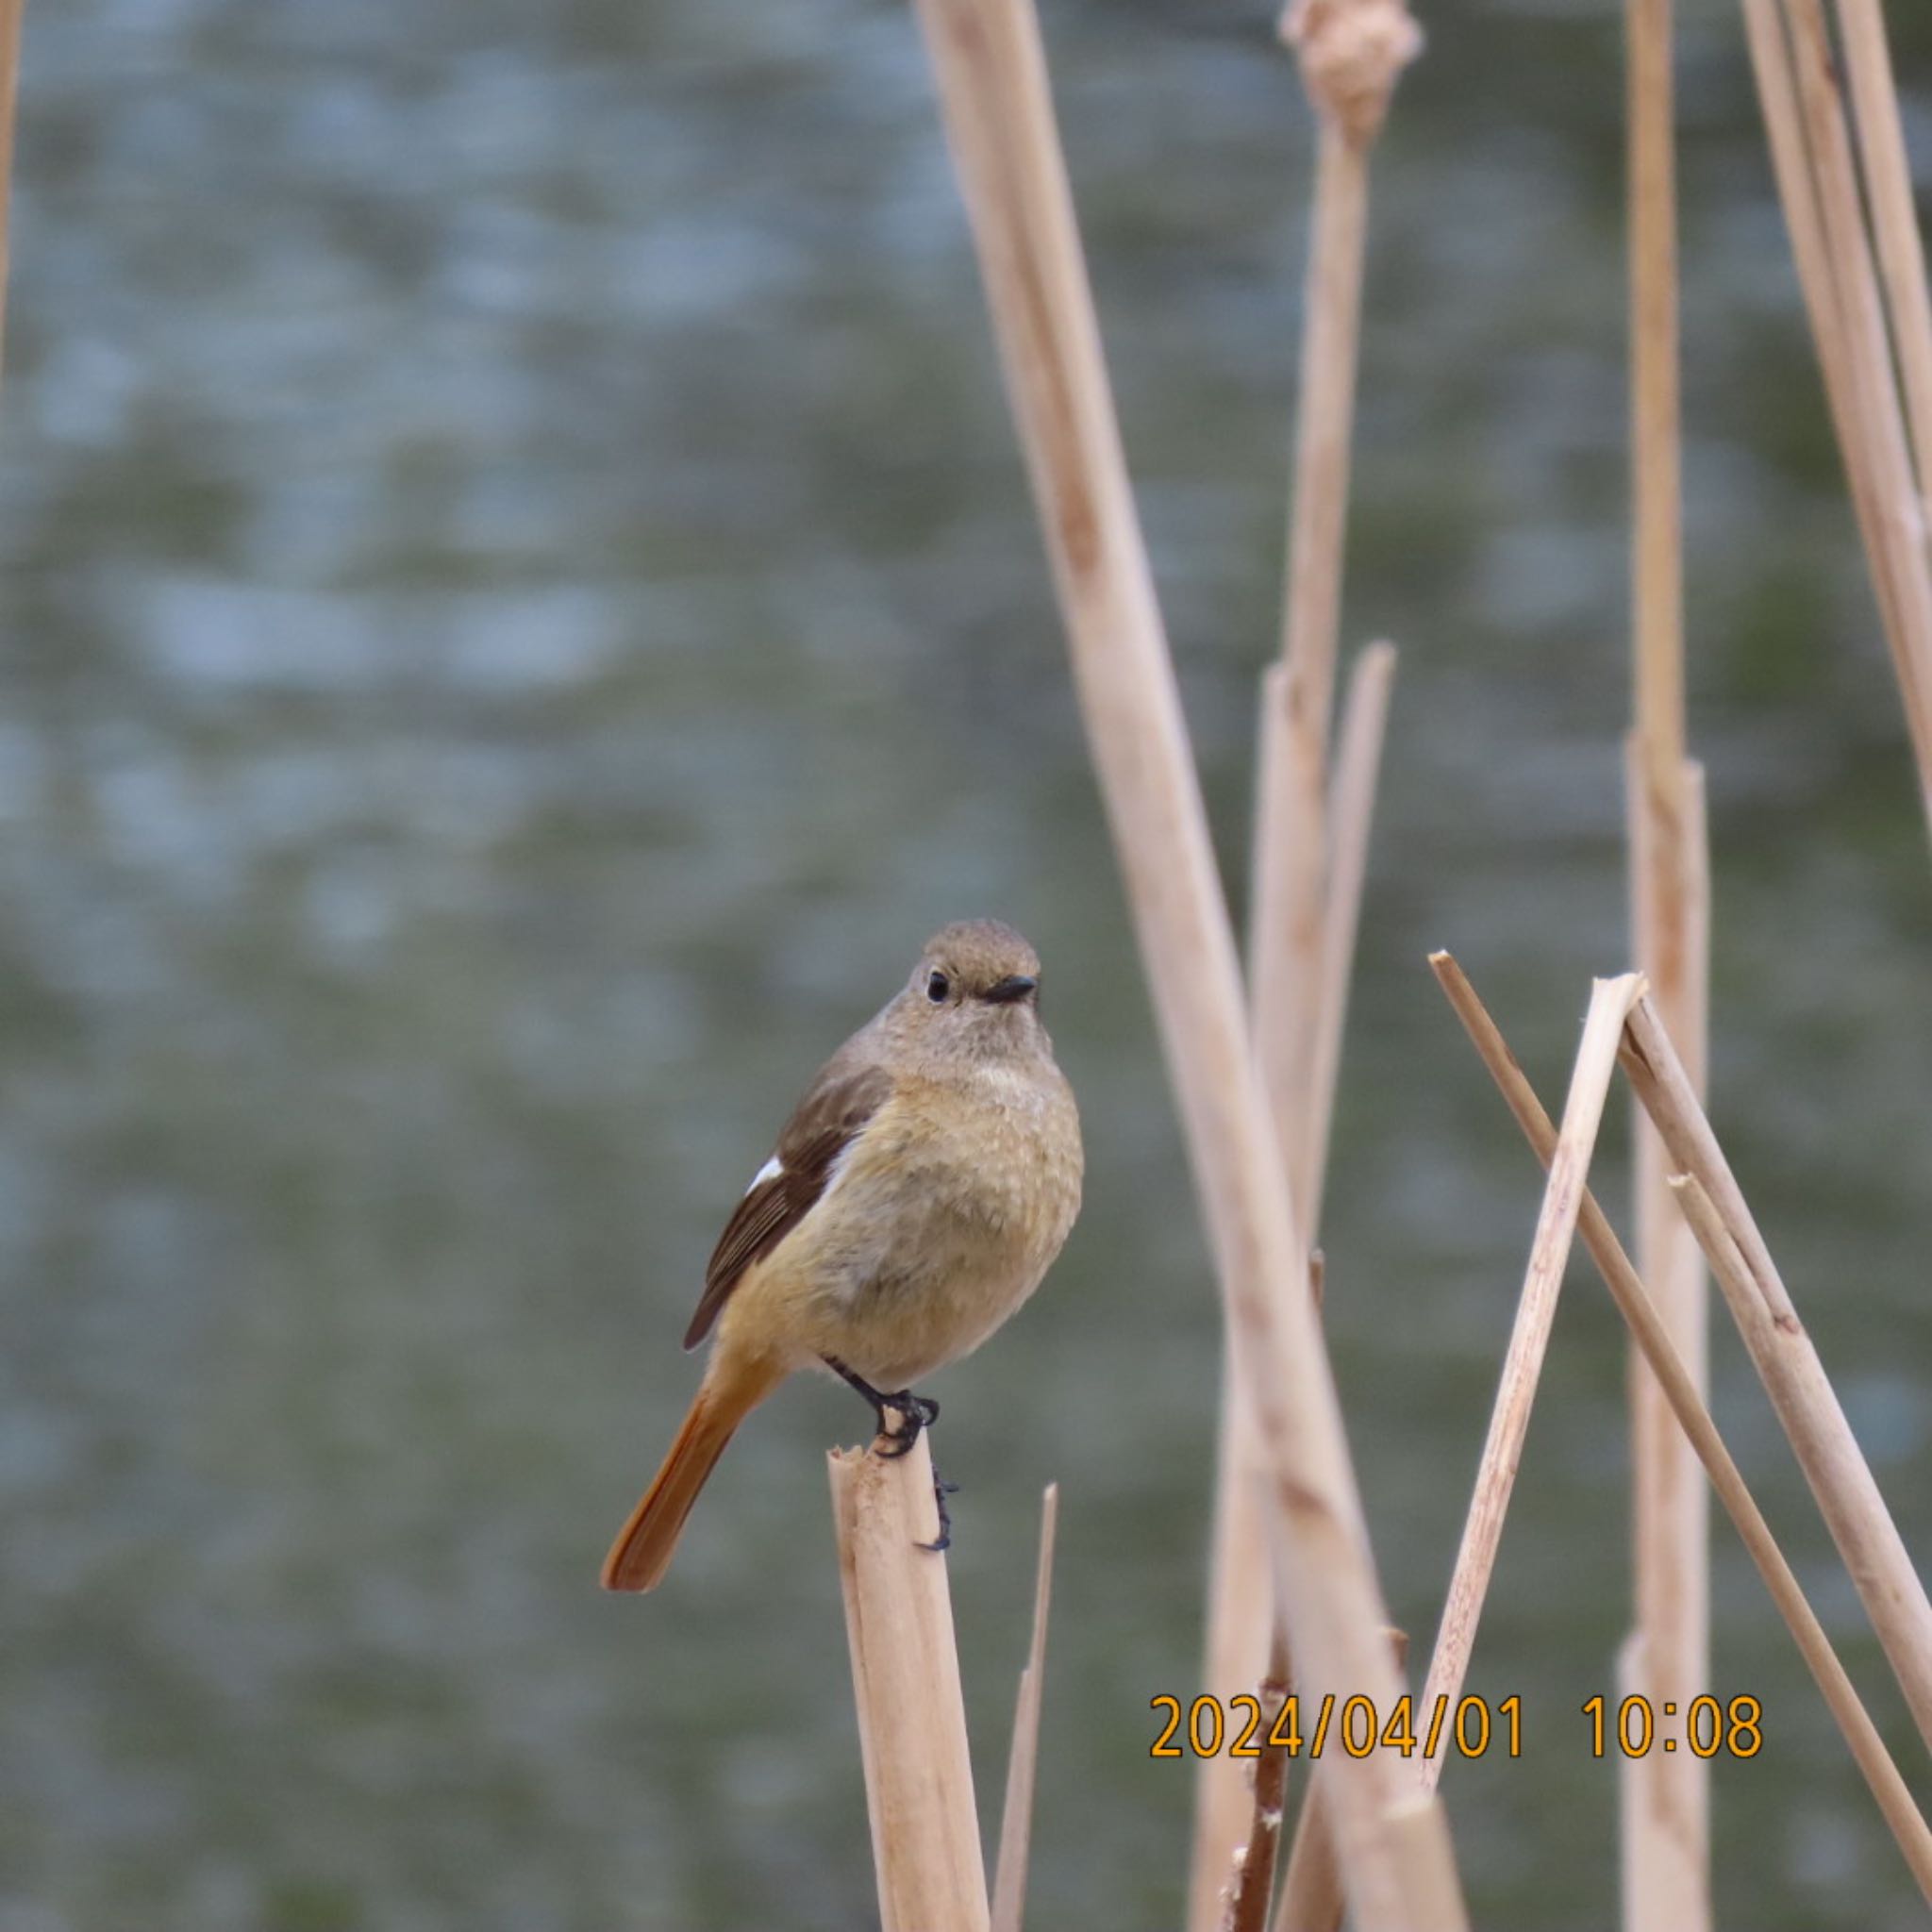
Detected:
left=601, top=919, right=1083, bottom=1592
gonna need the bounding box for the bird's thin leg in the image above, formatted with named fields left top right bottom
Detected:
left=823, top=1356, right=940, bottom=1458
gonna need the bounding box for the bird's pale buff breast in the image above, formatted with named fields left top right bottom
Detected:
left=723, top=1058, right=1082, bottom=1389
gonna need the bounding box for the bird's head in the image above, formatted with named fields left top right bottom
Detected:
left=890, top=919, right=1048, bottom=1060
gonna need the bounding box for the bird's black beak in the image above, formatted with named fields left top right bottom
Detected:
left=982, top=974, right=1038, bottom=1005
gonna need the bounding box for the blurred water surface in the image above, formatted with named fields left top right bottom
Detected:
left=2, top=1, right=1931, bottom=1927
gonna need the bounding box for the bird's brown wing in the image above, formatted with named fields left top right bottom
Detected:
left=682, top=1061, right=894, bottom=1350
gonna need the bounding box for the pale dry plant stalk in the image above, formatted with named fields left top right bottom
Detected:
left=1617, top=997, right=1932, bottom=1748
left=829, top=1436, right=989, bottom=1932
left=1195, top=0, right=1417, bottom=1917
left=1274, top=978, right=1641, bottom=1932
left=1272, top=975, right=1642, bottom=1931
left=906, top=0, right=1466, bottom=1921
left=1270, top=1629, right=1409, bottom=1932
left=990, top=1485, right=1058, bottom=1932
left=1831, top=0, right=1932, bottom=517
left=1432, top=954, right=1932, bottom=1902
left=1412, top=975, right=1645, bottom=1780
left=1208, top=642, right=1394, bottom=1932
left=0, top=0, right=24, bottom=384
left=1621, top=0, right=1710, bottom=1917
left=1738, top=0, right=1932, bottom=827
left=1221, top=1632, right=1292, bottom=1932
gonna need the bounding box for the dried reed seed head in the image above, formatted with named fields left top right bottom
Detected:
left=1278, top=0, right=1424, bottom=147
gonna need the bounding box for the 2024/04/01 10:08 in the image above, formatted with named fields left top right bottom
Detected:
left=1150, top=1692, right=1764, bottom=1759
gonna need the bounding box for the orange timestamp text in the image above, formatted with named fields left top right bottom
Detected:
left=1581, top=1693, right=1762, bottom=1758
left=1150, top=1692, right=1522, bottom=1761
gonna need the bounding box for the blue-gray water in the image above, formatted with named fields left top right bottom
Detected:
left=2, top=2, right=1930, bottom=1927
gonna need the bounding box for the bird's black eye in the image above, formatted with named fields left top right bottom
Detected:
left=926, top=970, right=950, bottom=1004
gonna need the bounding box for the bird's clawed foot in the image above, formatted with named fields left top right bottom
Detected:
left=918, top=1475, right=960, bottom=1555
left=874, top=1390, right=940, bottom=1458
left=824, top=1357, right=939, bottom=1457
left=824, top=1357, right=957, bottom=1553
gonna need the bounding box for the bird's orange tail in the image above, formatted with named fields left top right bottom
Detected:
left=600, top=1356, right=782, bottom=1592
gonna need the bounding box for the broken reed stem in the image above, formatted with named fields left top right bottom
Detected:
left=829, top=1436, right=989, bottom=1932
left=1224, top=1633, right=1293, bottom=1932
left=1199, top=642, right=1396, bottom=1932
left=1617, top=996, right=1932, bottom=1750
left=991, top=1485, right=1058, bottom=1932
left=1431, top=954, right=1932, bottom=1902
left=1740, top=0, right=1932, bottom=829
left=1272, top=1628, right=1408, bottom=1932
left=1192, top=0, right=1417, bottom=1910
left=1832, top=0, right=1932, bottom=515
left=1414, top=974, right=1645, bottom=1778
left=0, top=0, right=22, bottom=386
left=907, top=0, right=1465, bottom=1923
left=1623, top=0, right=1710, bottom=1914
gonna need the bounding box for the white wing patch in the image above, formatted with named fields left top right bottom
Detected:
left=746, top=1154, right=784, bottom=1194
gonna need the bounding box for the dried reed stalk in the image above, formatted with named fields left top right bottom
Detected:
left=1223, top=1631, right=1292, bottom=1932
left=1739, top=0, right=1932, bottom=826
left=1623, top=749, right=1710, bottom=1924
left=1617, top=997, right=1932, bottom=1748
left=1307, top=641, right=1397, bottom=1196
left=1200, top=641, right=1396, bottom=1929
left=1193, top=0, right=1417, bottom=1907
left=1432, top=954, right=1932, bottom=1901
left=0, top=0, right=23, bottom=384
left=1273, top=1784, right=1343, bottom=1932
left=1622, top=0, right=1710, bottom=1914
left=1275, top=969, right=1639, bottom=1925
left=1832, top=0, right=1932, bottom=514
left=907, top=0, right=1465, bottom=1921
left=1257, top=653, right=1397, bottom=1932
left=991, top=1484, right=1058, bottom=1932
left=1271, top=1628, right=1407, bottom=1932
left=829, top=1437, right=989, bottom=1932
left=1414, top=974, right=1645, bottom=1777
left=1246, top=648, right=1396, bottom=1227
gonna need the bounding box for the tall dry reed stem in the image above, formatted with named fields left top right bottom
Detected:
left=1270, top=1632, right=1410, bottom=1932
left=0, top=0, right=24, bottom=385
left=830, top=1437, right=989, bottom=1932
left=1432, top=955, right=1932, bottom=1903
left=1413, top=975, right=1644, bottom=1776
left=1617, top=997, right=1932, bottom=1748
left=1204, top=642, right=1395, bottom=1930
left=1832, top=0, right=1932, bottom=516
left=1622, top=0, right=1710, bottom=1914
left=1196, top=0, right=1416, bottom=1913
left=1623, top=749, right=1710, bottom=1924
left=1222, top=1632, right=1292, bottom=1932
left=1274, top=974, right=1640, bottom=1927
left=1307, top=641, right=1396, bottom=1203
left=990, top=1485, right=1058, bottom=1932
left=907, top=0, right=1465, bottom=1922
left=1739, top=0, right=1932, bottom=828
